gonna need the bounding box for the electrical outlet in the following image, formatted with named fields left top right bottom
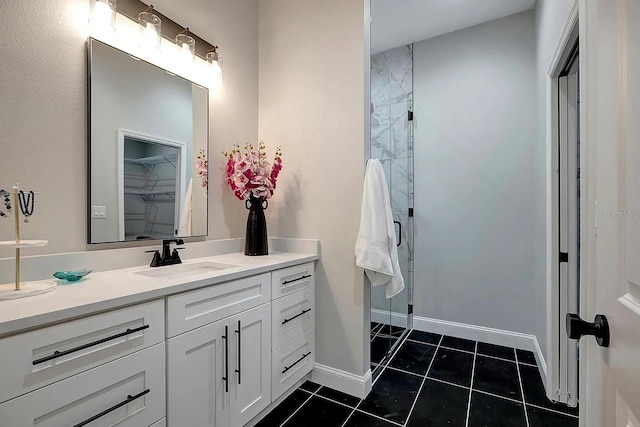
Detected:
left=91, top=206, right=106, bottom=219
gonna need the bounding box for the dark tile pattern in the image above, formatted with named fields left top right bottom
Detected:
left=406, top=379, right=469, bottom=427
left=408, top=330, right=441, bottom=345
left=441, top=336, right=476, bottom=352
left=516, top=349, right=537, bottom=365
left=317, top=386, right=361, bottom=407
left=358, top=368, right=423, bottom=424
left=259, top=332, right=580, bottom=427
left=519, top=364, right=579, bottom=416
left=428, top=347, right=474, bottom=387
left=282, top=395, right=352, bottom=427
left=344, top=411, right=397, bottom=427
left=388, top=340, right=436, bottom=375
left=527, top=405, right=579, bottom=427
left=477, top=342, right=516, bottom=361
left=255, top=389, right=311, bottom=427
left=371, top=335, right=395, bottom=364
left=468, top=392, right=527, bottom=427
left=299, top=380, right=321, bottom=393
left=473, top=356, right=522, bottom=400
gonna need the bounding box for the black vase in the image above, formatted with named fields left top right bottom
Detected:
left=245, top=194, right=269, bottom=256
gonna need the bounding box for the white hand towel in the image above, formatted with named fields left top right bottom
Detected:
left=355, top=159, right=405, bottom=298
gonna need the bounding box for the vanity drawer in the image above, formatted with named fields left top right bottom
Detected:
left=272, top=329, right=315, bottom=400
left=271, top=262, right=315, bottom=299
left=167, top=272, right=271, bottom=337
left=272, top=286, right=314, bottom=350
left=0, top=342, right=165, bottom=427
left=0, top=299, right=164, bottom=404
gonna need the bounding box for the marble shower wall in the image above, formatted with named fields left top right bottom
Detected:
left=370, top=45, right=413, bottom=315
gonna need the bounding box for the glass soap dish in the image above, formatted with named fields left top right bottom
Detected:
left=53, top=269, right=93, bottom=282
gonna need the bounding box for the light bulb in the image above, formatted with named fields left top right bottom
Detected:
left=94, top=1, right=110, bottom=19
left=89, top=0, right=116, bottom=32
left=210, top=60, right=222, bottom=81
left=180, top=43, right=192, bottom=60
left=142, top=22, right=158, bottom=49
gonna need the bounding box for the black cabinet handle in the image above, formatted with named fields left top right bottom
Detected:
left=33, top=325, right=150, bottom=366
left=394, top=220, right=402, bottom=247
left=235, top=320, right=241, bottom=385
left=282, top=352, right=311, bottom=374
left=222, top=326, right=229, bottom=392
left=282, top=275, right=312, bottom=285
left=282, top=308, right=312, bottom=325
left=72, top=389, right=150, bottom=427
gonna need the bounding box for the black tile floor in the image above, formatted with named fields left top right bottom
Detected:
left=257, top=329, right=579, bottom=427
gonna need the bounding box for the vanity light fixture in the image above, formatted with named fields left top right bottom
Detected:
left=89, top=0, right=117, bottom=32
left=138, top=4, right=161, bottom=52
left=176, top=28, right=195, bottom=62
left=206, top=46, right=223, bottom=82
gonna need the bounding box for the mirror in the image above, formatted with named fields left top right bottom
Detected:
left=88, top=38, right=208, bottom=244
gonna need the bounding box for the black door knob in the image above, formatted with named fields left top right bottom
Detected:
left=566, top=313, right=610, bottom=347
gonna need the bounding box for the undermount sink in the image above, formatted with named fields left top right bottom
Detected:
left=135, top=261, right=238, bottom=279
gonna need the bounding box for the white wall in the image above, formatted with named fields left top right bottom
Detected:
left=533, top=0, right=575, bottom=360
left=0, top=0, right=258, bottom=254
left=258, top=0, right=369, bottom=377
left=413, top=11, right=538, bottom=334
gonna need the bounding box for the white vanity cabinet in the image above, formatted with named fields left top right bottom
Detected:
left=0, top=256, right=317, bottom=427
left=0, top=302, right=165, bottom=427
left=167, top=275, right=272, bottom=427
left=270, top=263, right=315, bottom=400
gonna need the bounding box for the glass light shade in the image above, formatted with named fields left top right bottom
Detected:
left=89, top=0, right=116, bottom=32
left=176, top=33, right=195, bottom=62
left=138, top=11, right=161, bottom=51
left=206, top=49, right=223, bottom=82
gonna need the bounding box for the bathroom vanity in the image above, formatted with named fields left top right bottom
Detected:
left=0, top=249, right=317, bottom=427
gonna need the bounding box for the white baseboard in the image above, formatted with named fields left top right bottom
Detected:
left=371, top=309, right=408, bottom=328
left=311, top=364, right=372, bottom=399
left=413, top=315, right=547, bottom=382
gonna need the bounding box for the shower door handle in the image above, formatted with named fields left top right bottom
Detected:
left=393, top=221, right=402, bottom=247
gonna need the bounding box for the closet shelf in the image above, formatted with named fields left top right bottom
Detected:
left=124, top=153, right=177, bottom=166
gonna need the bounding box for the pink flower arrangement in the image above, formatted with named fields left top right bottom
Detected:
left=196, top=149, right=208, bottom=191
left=223, top=142, right=283, bottom=200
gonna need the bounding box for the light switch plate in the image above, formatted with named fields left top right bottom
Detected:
left=92, top=206, right=107, bottom=219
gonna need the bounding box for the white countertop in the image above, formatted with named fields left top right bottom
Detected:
left=0, top=251, right=318, bottom=338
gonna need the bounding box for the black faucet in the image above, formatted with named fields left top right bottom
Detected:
left=146, top=239, right=185, bottom=267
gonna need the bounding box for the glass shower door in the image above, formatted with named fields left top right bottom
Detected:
left=370, top=45, right=414, bottom=376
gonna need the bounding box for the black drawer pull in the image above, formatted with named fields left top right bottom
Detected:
left=282, top=352, right=311, bottom=374
left=33, top=325, right=150, bottom=366
left=73, top=388, right=150, bottom=427
left=282, top=308, right=312, bottom=325
left=282, top=274, right=312, bottom=285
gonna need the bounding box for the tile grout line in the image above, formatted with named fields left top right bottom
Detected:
left=464, top=341, right=478, bottom=427
left=515, top=350, right=531, bottom=427
left=278, top=391, right=315, bottom=427
left=406, top=338, right=540, bottom=368
left=401, top=334, right=445, bottom=427
left=340, top=407, right=358, bottom=427
left=353, top=408, right=404, bottom=427
left=526, top=403, right=580, bottom=419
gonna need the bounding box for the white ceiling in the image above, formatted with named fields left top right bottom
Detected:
left=371, top=0, right=536, bottom=55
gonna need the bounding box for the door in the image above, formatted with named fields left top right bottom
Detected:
left=580, top=0, right=640, bottom=424
left=557, top=51, right=580, bottom=407
left=167, top=319, right=229, bottom=427
left=230, top=303, right=271, bottom=427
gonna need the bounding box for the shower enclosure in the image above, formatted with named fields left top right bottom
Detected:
left=369, top=45, right=414, bottom=375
